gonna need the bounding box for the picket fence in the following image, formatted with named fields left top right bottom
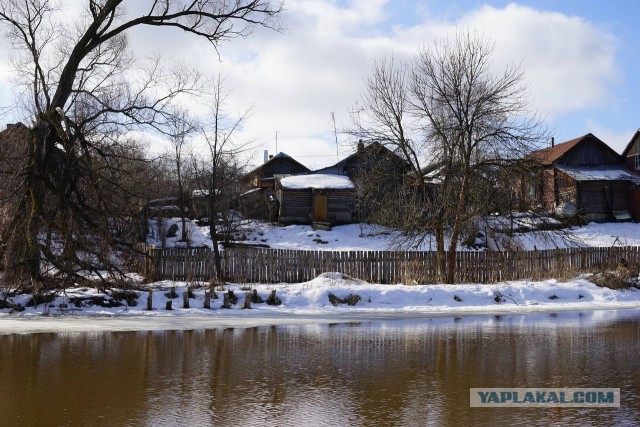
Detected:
left=133, top=244, right=640, bottom=284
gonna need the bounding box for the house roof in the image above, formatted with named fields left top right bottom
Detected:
left=313, top=141, right=409, bottom=175
left=528, top=134, right=586, bottom=165
left=247, top=152, right=310, bottom=177
left=622, top=130, right=640, bottom=157
left=279, top=174, right=355, bottom=190
left=555, top=165, right=640, bottom=184
left=0, top=122, right=32, bottom=146
left=528, top=133, right=623, bottom=167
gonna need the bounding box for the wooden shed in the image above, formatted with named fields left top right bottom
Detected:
left=529, top=133, right=640, bottom=221
left=275, top=174, right=356, bottom=226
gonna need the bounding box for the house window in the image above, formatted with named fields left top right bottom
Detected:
left=636, top=154, right=640, bottom=170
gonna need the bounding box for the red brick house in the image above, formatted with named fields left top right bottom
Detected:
left=529, top=133, right=640, bottom=221
left=622, top=130, right=640, bottom=221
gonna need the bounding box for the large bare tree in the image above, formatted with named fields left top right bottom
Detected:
left=351, top=32, right=547, bottom=283
left=0, top=0, right=282, bottom=288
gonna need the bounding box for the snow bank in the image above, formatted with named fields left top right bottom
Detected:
left=1, top=274, right=639, bottom=334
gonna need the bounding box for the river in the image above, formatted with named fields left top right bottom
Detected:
left=1, top=309, right=638, bottom=426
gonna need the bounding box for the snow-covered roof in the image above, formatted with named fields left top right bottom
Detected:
left=279, top=174, right=355, bottom=190
left=240, top=188, right=261, bottom=197
left=556, top=165, right=640, bottom=184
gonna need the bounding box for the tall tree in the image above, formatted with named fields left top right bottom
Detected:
left=0, top=0, right=282, bottom=287
left=351, top=32, right=547, bottom=283
left=167, top=109, right=196, bottom=244
left=192, top=75, right=251, bottom=282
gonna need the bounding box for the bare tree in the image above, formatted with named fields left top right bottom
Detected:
left=166, top=109, right=197, bottom=243
left=0, top=0, right=282, bottom=287
left=351, top=32, right=547, bottom=283
left=192, top=75, right=252, bottom=282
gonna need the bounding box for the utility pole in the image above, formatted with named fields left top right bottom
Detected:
left=331, top=112, right=338, bottom=161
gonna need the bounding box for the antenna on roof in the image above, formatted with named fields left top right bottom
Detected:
left=331, top=112, right=339, bottom=161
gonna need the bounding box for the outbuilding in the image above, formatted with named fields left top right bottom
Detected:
left=275, top=174, right=356, bottom=226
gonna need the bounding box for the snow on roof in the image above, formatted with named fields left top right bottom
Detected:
left=279, top=174, right=355, bottom=190
left=556, top=165, right=640, bottom=184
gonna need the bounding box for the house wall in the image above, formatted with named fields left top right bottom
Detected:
left=277, top=188, right=355, bottom=225
left=629, top=185, right=640, bottom=222
left=535, top=168, right=556, bottom=210
left=326, top=189, right=355, bottom=224
left=556, top=171, right=578, bottom=205
left=277, top=189, right=312, bottom=224
left=577, top=180, right=629, bottom=220
left=625, top=138, right=640, bottom=172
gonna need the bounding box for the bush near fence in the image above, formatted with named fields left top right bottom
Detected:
left=133, top=245, right=640, bottom=285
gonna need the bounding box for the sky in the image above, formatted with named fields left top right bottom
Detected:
left=1, top=1, right=639, bottom=169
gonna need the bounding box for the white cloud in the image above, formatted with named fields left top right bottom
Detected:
left=207, top=2, right=620, bottom=168
left=0, top=1, right=621, bottom=169
left=461, top=4, right=619, bottom=116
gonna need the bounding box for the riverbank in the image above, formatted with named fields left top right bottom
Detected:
left=2, top=273, right=640, bottom=334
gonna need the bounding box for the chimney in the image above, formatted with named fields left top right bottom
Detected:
left=357, top=139, right=364, bottom=152
left=264, top=150, right=269, bottom=163
left=551, top=137, right=555, bottom=148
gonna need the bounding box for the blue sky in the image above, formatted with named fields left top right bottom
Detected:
left=0, top=1, right=638, bottom=168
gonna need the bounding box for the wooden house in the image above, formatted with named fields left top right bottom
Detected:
left=529, top=133, right=640, bottom=221
left=275, top=174, right=355, bottom=226
left=239, top=152, right=310, bottom=221
left=621, top=130, right=640, bottom=221
left=313, top=141, right=411, bottom=222
left=245, top=152, right=310, bottom=189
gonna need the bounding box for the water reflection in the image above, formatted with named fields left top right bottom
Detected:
left=1, top=309, right=638, bottom=426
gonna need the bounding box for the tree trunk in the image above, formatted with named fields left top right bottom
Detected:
left=3, top=121, right=52, bottom=284
left=209, top=193, right=223, bottom=282
left=434, top=226, right=446, bottom=283
left=446, top=164, right=471, bottom=284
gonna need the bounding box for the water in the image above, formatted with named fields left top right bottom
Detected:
left=1, top=310, right=639, bottom=426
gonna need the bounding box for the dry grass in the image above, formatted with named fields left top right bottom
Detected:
left=590, top=263, right=640, bottom=290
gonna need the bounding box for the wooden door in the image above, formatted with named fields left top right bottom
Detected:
left=314, top=195, right=328, bottom=222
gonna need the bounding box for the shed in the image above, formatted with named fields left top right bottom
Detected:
left=621, top=130, right=640, bottom=221
left=275, top=174, right=356, bottom=225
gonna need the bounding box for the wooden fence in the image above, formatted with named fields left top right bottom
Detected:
left=133, top=245, right=640, bottom=285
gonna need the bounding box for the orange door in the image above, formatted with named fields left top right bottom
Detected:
left=314, top=195, right=328, bottom=222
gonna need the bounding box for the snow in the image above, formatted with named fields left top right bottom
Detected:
left=148, top=217, right=640, bottom=254
left=501, top=222, right=640, bottom=251
left=1, top=274, right=639, bottom=334
left=556, top=165, right=640, bottom=184
left=33, top=214, right=631, bottom=335
left=147, top=219, right=460, bottom=251
left=279, top=174, right=354, bottom=190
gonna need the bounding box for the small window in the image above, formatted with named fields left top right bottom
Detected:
left=636, top=154, right=640, bottom=170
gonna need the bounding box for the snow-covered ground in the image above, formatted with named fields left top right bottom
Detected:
left=147, top=217, right=640, bottom=251
left=2, top=218, right=638, bottom=334
left=2, top=273, right=639, bottom=334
